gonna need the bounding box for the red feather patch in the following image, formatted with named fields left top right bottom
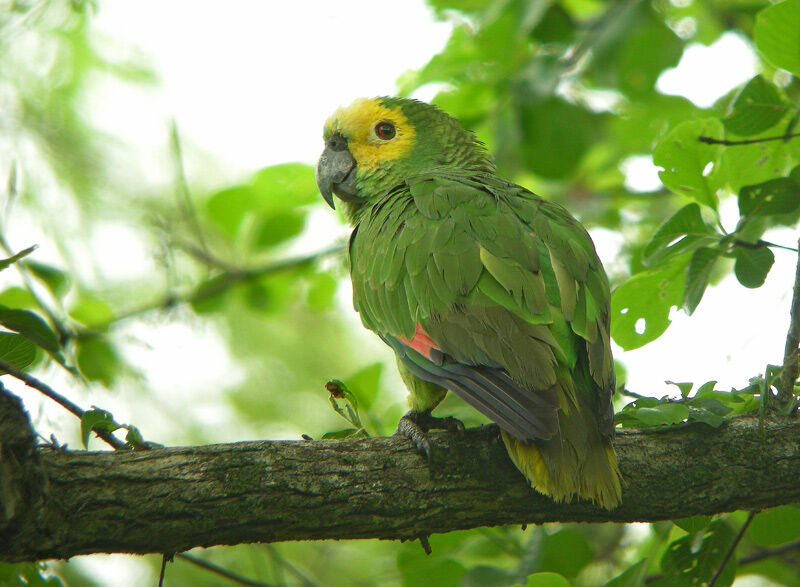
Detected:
left=398, top=324, right=439, bottom=360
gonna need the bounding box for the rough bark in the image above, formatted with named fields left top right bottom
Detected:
left=2, top=416, right=800, bottom=562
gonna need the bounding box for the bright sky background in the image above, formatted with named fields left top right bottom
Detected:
left=15, top=1, right=798, bottom=584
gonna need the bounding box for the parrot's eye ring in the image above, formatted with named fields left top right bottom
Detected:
left=375, top=121, right=396, bottom=140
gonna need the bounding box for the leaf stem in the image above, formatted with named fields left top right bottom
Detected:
left=699, top=132, right=800, bottom=146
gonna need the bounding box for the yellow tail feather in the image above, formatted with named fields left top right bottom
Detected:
left=501, top=431, right=622, bottom=510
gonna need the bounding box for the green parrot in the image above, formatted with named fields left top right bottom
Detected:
left=315, top=97, right=622, bottom=509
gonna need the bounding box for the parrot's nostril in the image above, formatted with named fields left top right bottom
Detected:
left=328, top=134, right=348, bottom=152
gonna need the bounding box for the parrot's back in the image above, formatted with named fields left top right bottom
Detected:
left=349, top=170, right=621, bottom=509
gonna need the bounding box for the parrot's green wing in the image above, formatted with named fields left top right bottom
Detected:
left=349, top=170, right=615, bottom=442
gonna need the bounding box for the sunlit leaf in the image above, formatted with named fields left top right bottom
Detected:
left=653, top=118, right=724, bottom=209
left=755, top=0, right=800, bottom=76
left=0, top=332, right=37, bottom=372
left=615, top=397, right=689, bottom=427
left=611, top=255, right=688, bottom=350
left=643, top=203, right=720, bottom=267
left=0, top=306, right=60, bottom=354
left=524, top=572, right=571, bottom=587
left=723, top=75, right=787, bottom=137
left=69, top=293, right=115, bottom=329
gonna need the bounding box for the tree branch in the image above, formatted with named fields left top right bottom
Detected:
left=777, top=236, right=800, bottom=407
left=2, top=416, right=800, bottom=562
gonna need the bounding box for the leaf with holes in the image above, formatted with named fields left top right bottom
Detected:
left=643, top=203, right=720, bottom=267
left=611, top=256, right=689, bottom=351
left=734, top=245, right=774, bottom=289
left=738, top=177, right=800, bottom=219
left=0, top=332, right=37, bottom=372
left=660, top=519, right=736, bottom=586
left=684, top=246, right=720, bottom=315
left=755, top=0, right=800, bottom=77
left=653, top=118, right=723, bottom=210
left=723, top=75, right=788, bottom=136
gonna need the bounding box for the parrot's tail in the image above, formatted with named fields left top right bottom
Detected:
left=501, top=417, right=622, bottom=510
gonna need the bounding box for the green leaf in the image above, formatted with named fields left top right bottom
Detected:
left=0, top=245, right=36, bottom=272
left=519, top=98, right=601, bottom=179
left=206, top=185, right=254, bottom=238
left=69, top=293, right=115, bottom=329
left=615, top=398, right=689, bottom=428
left=653, top=118, right=724, bottom=209
left=0, top=287, right=37, bottom=309
left=734, top=245, right=774, bottom=289
left=660, top=519, right=736, bottom=586
left=611, top=256, right=689, bottom=351
left=535, top=530, right=593, bottom=578
left=306, top=272, right=338, bottom=311
left=524, top=572, right=570, bottom=587
left=749, top=506, right=800, bottom=547
left=253, top=210, right=306, bottom=249
left=684, top=246, right=720, bottom=315
left=0, top=306, right=60, bottom=354
left=25, top=261, right=70, bottom=297
left=755, top=0, right=800, bottom=77
left=76, top=336, right=120, bottom=387
left=0, top=332, right=37, bottom=372
left=606, top=559, right=648, bottom=587
left=674, top=516, right=712, bottom=535
left=643, top=203, right=719, bottom=267
left=80, top=408, right=119, bottom=448
left=723, top=75, right=787, bottom=136
left=250, top=163, right=319, bottom=211
left=738, top=177, right=800, bottom=219
left=665, top=380, right=693, bottom=398
left=344, top=363, right=383, bottom=411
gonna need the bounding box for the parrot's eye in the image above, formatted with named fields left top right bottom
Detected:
left=375, top=121, right=396, bottom=140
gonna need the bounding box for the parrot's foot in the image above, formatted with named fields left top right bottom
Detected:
left=394, top=410, right=465, bottom=461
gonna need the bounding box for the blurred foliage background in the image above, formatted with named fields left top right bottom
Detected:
left=1, top=0, right=800, bottom=585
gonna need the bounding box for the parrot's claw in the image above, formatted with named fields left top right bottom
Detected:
left=394, top=410, right=465, bottom=462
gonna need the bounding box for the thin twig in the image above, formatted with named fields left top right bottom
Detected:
left=77, top=243, right=345, bottom=333
left=170, top=120, right=209, bottom=255
left=777, top=237, right=800, bottom=408
left=263, top=545, right=317, bottom=587
left=699, top=132, right=800, bottom=146
left=708, top=511, right=756, bottom=587
left=176, top=553, right=275, bottom=587
left=0, top=358, right=125, bottom=450
left=739, top=537, right=800, bottom=566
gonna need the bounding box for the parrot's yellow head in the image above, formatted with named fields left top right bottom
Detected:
left=315, top=97, right=494, bottom=214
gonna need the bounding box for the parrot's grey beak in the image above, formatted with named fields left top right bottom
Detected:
left=315, top=134, right=358, bottom=210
